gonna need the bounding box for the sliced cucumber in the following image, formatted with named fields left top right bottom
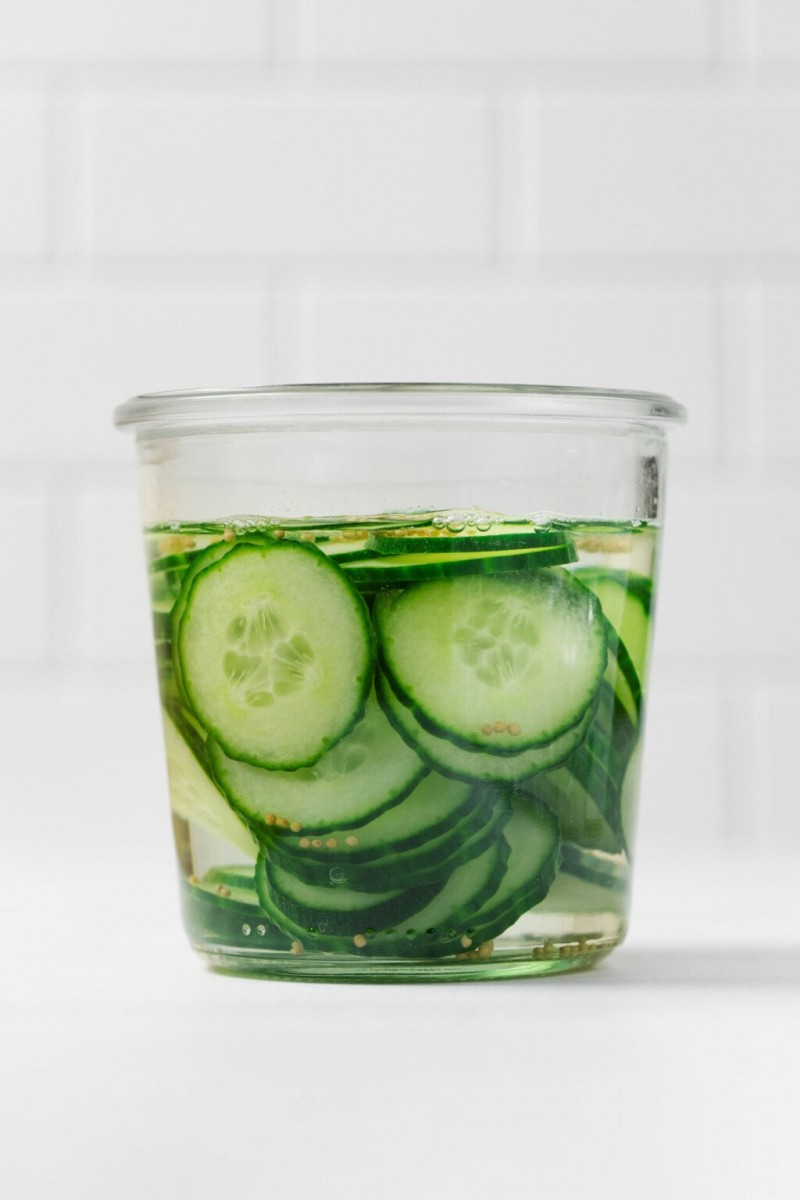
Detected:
left=376, top=569, right=606, bottom=755
left=368, top=525, right=573, bottom=557
left=447, top=796, right=561, bottom=945
left=377, top=670, right=594, bottom=784
left=259, top=852, right=439, bottom=937
left=209, top=689, right=427, bottom=835
left=558, top=843, right=629, bottom=892
left=175, top=540, right=374, bottom=769
left=574, top=568, right=652, bottom=722
left=270, top=776, right=500, bottom=892
left=343, top=541, right=576, bottom=586
left=255, top=835, right=510, bottom=957
left=162, top=711, right=257, bottom=859
left=522, top=681, right=633, bottom=855
left=180, top=866, right=293, bottom=948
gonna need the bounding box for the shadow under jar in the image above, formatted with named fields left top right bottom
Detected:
left=115, top=383, right=686, bottom=982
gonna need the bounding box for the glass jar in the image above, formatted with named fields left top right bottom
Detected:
left=115, top=383, right=685, bottom=981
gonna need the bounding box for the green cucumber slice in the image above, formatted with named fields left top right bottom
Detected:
left=558, top=843, right=629, bottom=892
left=375, top=569, right=607, bottom=754
left=274, top=800, right=505, bottom=894
left=448, top=796, right=561, bottom=945
left=255, top=835, right=510, bottom=957
left=208, top=689, right=427, bottom=835
left=376, top=670, right=594, bottom=783
left=343, top=541, right=576, bottom=585
left=522, top=681, right=634, bottom=855
left=175, top=540, right=374, bottom=769
left=163, top=711, right=257, bottom=858
left=259, top=852, right=439, bottom=937
left=574, top=568, right=652, bottom=722
left=368, top=525, right=573, bottom=557
left=180, top=866, right=293, bottom=948
left=271, top=771, right=472, bottom=861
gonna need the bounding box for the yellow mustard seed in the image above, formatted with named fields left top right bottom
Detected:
left=353, top=934, right=367, bottom=949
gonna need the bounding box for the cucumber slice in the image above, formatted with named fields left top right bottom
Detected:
left=271, top=771, right=472, bottom=861
left=275, top=802, right=505, bottom=894
left=260, top=852, right=439, bottom=936
left=343, top=541, right=576, bottom=585
left=558, top=843, right=629, bottom=892
left=175, top=540, right=374, bottom=769
left=368, top=525, right=573, bottom=557
left=181, top=866, right=293, bottom=948
left=574, top=568, right=652, bottom=721
left=255, top=835, right=510, bottom=957
left=375, top=569, right=606, bottom=755
left=162, top=711, right=257, bottom=859
left=208, top=689, right=427, bottom=835
left=448, top=796, right=561, bottom=945
left=522, top=681, right=633, bottom=855
left=377, top=670, right=594, bottom=784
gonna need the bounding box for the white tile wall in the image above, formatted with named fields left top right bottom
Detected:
left=531, top=95, right=800, bottom=257
left=306, top=1, right=713, bottom=63
left=89, top=93, right=491, bottom=257
left=0, top=288, right=269, bottom=460
left=1, top=3, right=798, bottom=851
left=304, top=282, right=719, bottom=459
left=0, top=2, right=268, bottom=62
left=0, top=93, right=48, bottom=255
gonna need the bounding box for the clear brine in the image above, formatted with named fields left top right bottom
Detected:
left=149, top=511, right=657, bottom=977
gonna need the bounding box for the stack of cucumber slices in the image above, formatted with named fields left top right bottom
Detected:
left=152, top=515, right=650, bottom=959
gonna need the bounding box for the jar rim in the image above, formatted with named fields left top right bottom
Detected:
left=114, top=381, right=687, bottom=431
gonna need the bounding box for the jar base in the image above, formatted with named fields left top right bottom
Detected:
left=193, top=934, right=622, bottom=982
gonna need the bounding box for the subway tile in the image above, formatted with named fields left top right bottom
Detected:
left=0, top=93, right=47, bottom=256
left=90, top=93, right=491, bottom=257
left=0, top=1, right=267, bottom=61
left=761, top=285, right=800, bottom=462
left=308, top=1, right=712, bottom=62
left=70, top=484, right=154, bottom=665
left=305, top=284, right=716, bottom=458
left=0, top=484, right=49, bottom=662
left=760, top=683, right=800, bottom=844
left=0, top=680, right=166, bottom=852
left=760, top=1, right=800, bottom=61
left=654, top=478, right=800, bottom=664
left=0, top=289, right=267, bottom=460
left=636, top=672, right=725, bottom=852
left=515, top=95, right=800, bottom=257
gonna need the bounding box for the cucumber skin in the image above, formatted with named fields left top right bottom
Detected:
left=259, top=853, right=442, bottom=937
left=343, top=541, right=577, bottom=585
left=376, top=668, right=596, bottom=785
left=376, top=570, right=607, bottom=757
left=268, top=794, right=507, bottom=893
left=254, top=838, right=513, bottom=959
left=174, top=540, right=376, bottom=771
left=180, top=872, right=293, bottom=950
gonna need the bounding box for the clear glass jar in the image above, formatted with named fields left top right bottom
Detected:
left=115, top=383, right=685, bottom=981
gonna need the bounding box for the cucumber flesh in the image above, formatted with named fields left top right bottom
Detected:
left=271, top=782, right=503, bottom=893
left=175, top=540, right=374, bottom=769
left=376, top=569, right=606, bottom=754
left=209, top=690, right=428, bottom=835
left=343, top=541, right=576, bottom=585
left=377, top=669, right=594, bottom=784
left=163, top=711, right=257, bottom=859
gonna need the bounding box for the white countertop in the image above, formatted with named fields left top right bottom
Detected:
left=3, top=847, right=798, bottom=1200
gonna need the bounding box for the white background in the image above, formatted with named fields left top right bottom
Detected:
left=2, top=4, right=799, bottom=1197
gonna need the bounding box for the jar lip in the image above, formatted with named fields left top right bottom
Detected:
left=114, top=381, right=687, bottom=431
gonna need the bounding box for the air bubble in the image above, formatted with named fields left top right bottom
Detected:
left=256, top=924, right=266, bottom=937
left=242, top=923, right=252, bottom=936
